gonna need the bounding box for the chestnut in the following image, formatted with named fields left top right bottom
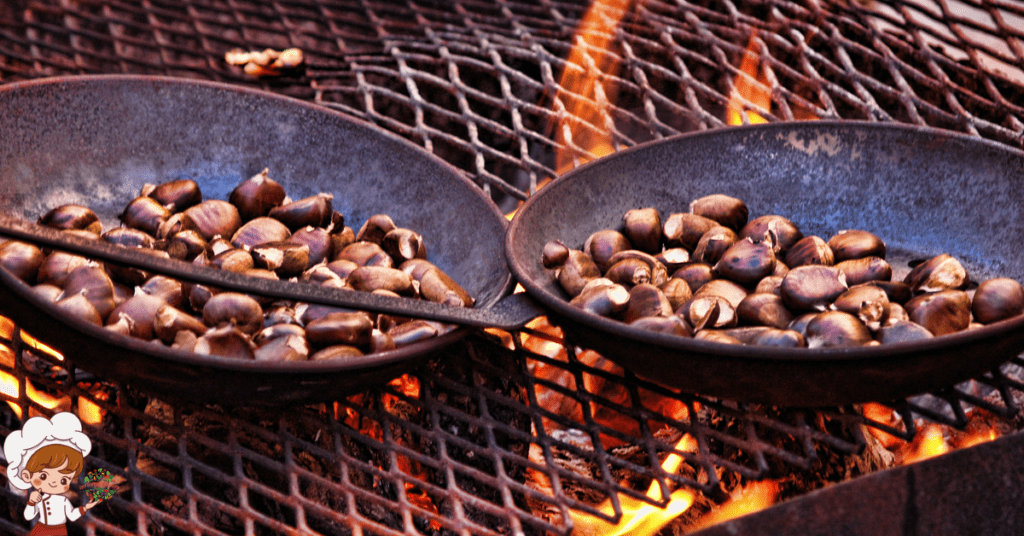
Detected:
left=355, top=213, right=396, bottom=245
left=622, top=208, right=662, bottom=253
left=677, top=295, right=737, bottom=330
left=713, top=238, right=776, bottom=286
left=557, top=250, right=601, bottom=297
left=381, top=228, right=425, bottom=265
left=347, top=266, right=416, bottom=296
left=604, top=258, right=652, bottom=288
left=305, top=312, right=374, bottom=349
left=780, top=265, right=847, bottom=312
left=784, top=236, right=834, bottom=267
left=231, top=217, right=292, bottom=249
left=971, top=278, right=1024, bottom=324
left=835, top=256, right=893, bottom=286
left=659, top=278, right=693, bottom=312
left=584, top=229, right=632, bottom=272
left=289, top=226, right=334, bottom=267
left=542, top=240, right=570, bottom=268
left=165, top=229, right=208, bottom=261
left=388, top=320, right=440, bottom=347
left=689, top=194, right=748, bottom=232
left=335, top=241, right=393, bottom=267
left=739, top=215, right=804, bottom=255
left=270, top=193, right=334, bottom=231
left=120, top=196, right=171, bottom=235
left=145, top=179, right=203, bottom=213
left=153, top=304, right=208, bottom=344
left=904, top=290, right=971, bottom=336
left=0, top=240, right=45, bottom=283
left=619, top=283, right=673, bottom=323
left=904, top=254, right=969, bottom=294
left=827, top=230, right=886, bottom=262
left=736, top=292, right=794, bottom=329
left=38, top=204, right=102, bottom=234
left=629, top=315, right=692, bottom=337
left=663, top=213, right=717, bottom=251
left=832, top=284, right=890, bottom=331
left=691, top=226, right=737, bottom=265
left=805, top=310, right=872, bottom=348
left=671, top=262, right=714, bottom=294
left=229, top=169, right=287, bottom=221
left=106, top=293, right=168, bottom=340
left=202, top=292, right=264, bottom=335
left=193, top=325, right=257, bottom=359
left=418, top=268, right=474, bottom=307
left=183, top=200, right=243, bottom=241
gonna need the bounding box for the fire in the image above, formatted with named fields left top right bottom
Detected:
left=899, top=423, right=949, bottom=464
left=553, top=0, right=630, bottom=174
left=569, top=435, right=698, bottom=536
left=861, top=404, right=1001, bottom=467
left=727, top=31, right=771, bottom=126
left=687, top=480, right=781, bottom=533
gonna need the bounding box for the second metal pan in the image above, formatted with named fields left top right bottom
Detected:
left=0, top=75, right=516, bottom=405
left=506, top=121, right=1024, bottom=407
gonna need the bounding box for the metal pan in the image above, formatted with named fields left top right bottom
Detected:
left=0, top=75, right=518, bottom=405
left=506, top=121, right=1024, bottom=407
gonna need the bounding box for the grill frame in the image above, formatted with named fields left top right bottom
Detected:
left=2, top=0, right=1024, bottom=534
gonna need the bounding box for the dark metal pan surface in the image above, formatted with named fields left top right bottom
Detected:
left=506, top=121, right=1024, bottom=407
left=0, top=75, right=515, bottom=405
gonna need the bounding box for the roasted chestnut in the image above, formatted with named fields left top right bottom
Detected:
left=689, top=194, right=748, bottom=232
left=584, top=229, right=632, bottom=271
left=622, top=208, right=662, bottom=253
left=827, top=230, right=886, bottom=262
left=784, top=236, right=834, bottom=267
left=804, top=310, right=872, bottom=348
left=904, top=254, right=969, bottom=294
left=971, top=278, right=1024, bottom=324
left=229, top=169, right=286, bottom=221
left=663, top=213, right=717, bottom=251
left=38, top=205, right=102, bottom=234
left=739, top=215, right=803, bottom=255
left=145, top=179, right=203, bottom=213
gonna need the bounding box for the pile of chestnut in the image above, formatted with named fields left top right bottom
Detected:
left=0, top=170, right=474, bottom=361
left=542, top=194, right=1024, bottom=348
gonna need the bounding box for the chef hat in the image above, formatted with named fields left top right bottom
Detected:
left=4, top=412, right=92, bottom=490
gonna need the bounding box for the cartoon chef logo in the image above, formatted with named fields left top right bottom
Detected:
left=4, top=412, right=106, bottom=535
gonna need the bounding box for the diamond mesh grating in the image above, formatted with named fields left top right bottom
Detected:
left=2, top=0, right=1024, bottom=534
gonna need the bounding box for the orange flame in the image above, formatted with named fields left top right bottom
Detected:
left=687, top=480, right=781, bottom=532
left=554, top=0, right=631, bottom=174
left=726, top=31, right=771, bottom=126
left=570, top=435, right=698, bottom=535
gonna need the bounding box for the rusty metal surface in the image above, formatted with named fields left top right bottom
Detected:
left=1, top=0, right=1024, bottom=534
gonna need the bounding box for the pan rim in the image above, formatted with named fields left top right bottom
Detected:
left=0, top=74, right=515, bottom=376
left=506, top=120, right=1024, bottom=364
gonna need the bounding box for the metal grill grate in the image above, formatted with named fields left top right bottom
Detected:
left=2, top=0, right=1024, bottom=535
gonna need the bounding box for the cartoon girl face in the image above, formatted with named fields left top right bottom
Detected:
left=22, top=459, right=75, bottom=495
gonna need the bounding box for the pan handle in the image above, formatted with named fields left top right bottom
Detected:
left=0, top=215, right=544, bottom=331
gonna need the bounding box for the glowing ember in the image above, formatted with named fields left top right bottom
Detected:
left=569, top=435, right=698, bottom=536
left=899, top=423, right=949, bottom=464
left=861, top=402, right=905, bottom=449
left=78, top=396, right=104, bottom=425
